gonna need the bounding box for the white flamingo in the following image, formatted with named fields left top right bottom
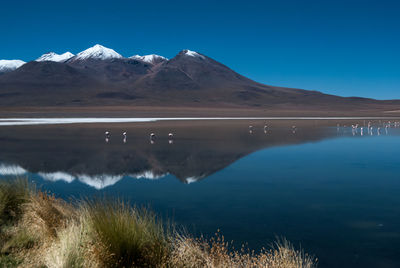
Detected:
left=105, top=131, right=110, bottom=143
left=122, top=131, right=127, bottom=143
left=150, top=133, right=156, bottom=144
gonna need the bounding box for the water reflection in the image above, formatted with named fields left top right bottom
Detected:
left=0, top=120, right=399, bottom=190
left=2, top=120, right=400, bottom=267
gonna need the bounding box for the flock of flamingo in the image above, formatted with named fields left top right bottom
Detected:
left=103, top=120, right=400, bottom=143
left=339, top=120, right=400, bottom=136
left=104, top=131, right=174, bottom=143
left=248, top=124, right=298, bottom=134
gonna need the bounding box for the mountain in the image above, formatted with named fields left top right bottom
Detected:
left=0, top=44, right=399, bottom=113
left=70, top=44, right=122, bottom=61
left=0, top=60, right=25, bottom=74
left=130, top=54, right=168, bottom=65
left=36, top=52, right=74, bottom=62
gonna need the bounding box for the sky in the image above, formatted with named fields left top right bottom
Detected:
left=1, top=0, right=399, bottom=99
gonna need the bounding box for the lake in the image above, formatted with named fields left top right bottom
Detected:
left=1, top=118, right=400, bottom=268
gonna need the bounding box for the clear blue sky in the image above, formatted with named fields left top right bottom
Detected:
left=1, top=0, right=399, bottom=99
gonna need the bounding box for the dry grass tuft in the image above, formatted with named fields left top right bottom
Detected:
left=44, top=221, right=85, bottom=268
left=169, top=232, right=317, bottom=268
left=0, top=179, right=31, bottom=225
left=84, top=200, right=171, bottom=268
left=22, top=190, right=75, bottom=238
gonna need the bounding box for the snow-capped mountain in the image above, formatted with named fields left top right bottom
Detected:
left=130, top=54, right=167, bottom=64
left=0, top=44, right=381, bottom=114
left=72, top=44, right=123, bottom=61
left=182, top=49, right=205, bottom=59
left=0, top=59, right=26, bottom=73
left=36, top=52, right=74, bottom=62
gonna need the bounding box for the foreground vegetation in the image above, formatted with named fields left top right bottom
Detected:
left=0, top=179, right=317, bottom=268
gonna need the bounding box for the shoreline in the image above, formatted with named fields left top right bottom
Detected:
left=1, top=116, right=400, bottom=126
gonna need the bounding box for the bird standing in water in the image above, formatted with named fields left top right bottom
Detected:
left=122, top=131, right=127, bottom=143
left=105, top=131, right=111, bottom=143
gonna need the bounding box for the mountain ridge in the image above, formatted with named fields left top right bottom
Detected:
left=0, top=44, right=399, bottom=113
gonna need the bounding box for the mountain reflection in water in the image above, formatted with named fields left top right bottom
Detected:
left=0, top=120, right=339, bottom=186
left=0, top=119, right=397, bottom=188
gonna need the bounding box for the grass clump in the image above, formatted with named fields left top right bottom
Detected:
left=1, top=228, right=37, bottom=254
left=0, top=179, right=31, bottom=225
left=170, top=232, right=317, bottom=268
left=0, top=179, right=317, bottom=268
left=0, top=254, right=21, bottom=267
left=44, top=221, right=87, bottom=268
left=84, top=200, right=170, bottom=268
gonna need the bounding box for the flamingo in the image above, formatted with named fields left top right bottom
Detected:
left=150, top=133, right=156, bottom=144
left=122, top=131, right=127, bottom=143
left=105, top=131, right=110, bottom=143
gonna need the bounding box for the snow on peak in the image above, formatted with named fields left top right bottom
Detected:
left=36, top=52, right=74, bottom=62
left=183, top=50, right=205, bottom=59
left=130, top=54, right=167, bottom=64
left=74, top=44, right=123, bottom=61
left=0, top=60, right=26, bottom=72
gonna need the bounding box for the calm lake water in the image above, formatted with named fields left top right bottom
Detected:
left=1, top=119, right=400, bottom=268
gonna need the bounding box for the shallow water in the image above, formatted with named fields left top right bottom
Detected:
left=1, top=119, right=400, bottom=268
